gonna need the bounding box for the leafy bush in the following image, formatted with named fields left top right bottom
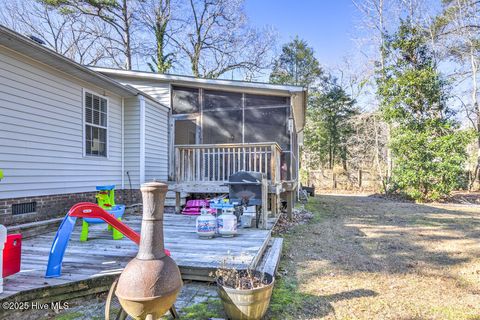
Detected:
left=377, top=20, right=474, bottom=201
left=389, top=121, right=473, bottom=201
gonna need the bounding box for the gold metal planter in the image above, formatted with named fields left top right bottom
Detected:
left=217, top=272, right=274, bottom=320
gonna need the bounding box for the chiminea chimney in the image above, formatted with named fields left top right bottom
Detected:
left=115, top=182, right=182, bottom=319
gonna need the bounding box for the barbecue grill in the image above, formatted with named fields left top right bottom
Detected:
left=225, top=171, right=267, bottom=228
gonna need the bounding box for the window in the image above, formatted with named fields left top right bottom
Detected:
left=84, top=91, right=107, bottom=157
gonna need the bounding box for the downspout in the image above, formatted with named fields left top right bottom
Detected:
left=139, top=95, right=146, bottom=184
left=121, top=97, right=125, bottom=189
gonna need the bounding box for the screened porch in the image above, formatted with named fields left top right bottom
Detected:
left=169, top=85, right=299, bottom=187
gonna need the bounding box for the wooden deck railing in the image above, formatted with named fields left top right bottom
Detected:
left=174, top=143, right=282, bottom=184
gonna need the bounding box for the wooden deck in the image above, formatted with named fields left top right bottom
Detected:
left=0, top=214, right=272, bottom=304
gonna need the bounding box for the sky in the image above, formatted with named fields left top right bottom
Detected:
left=245, top=0, right=360, bottom=68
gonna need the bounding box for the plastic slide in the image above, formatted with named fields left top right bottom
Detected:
left=45, top=202, right=169, bottom=278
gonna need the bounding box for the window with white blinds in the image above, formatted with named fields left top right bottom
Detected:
left=84, top=91, right=107, bottom=157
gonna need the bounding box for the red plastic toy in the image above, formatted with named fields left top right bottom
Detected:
left=3, top=234, right=21, bottom=277
left=69, top=202, right=140, bottom=244
left=45, top=202, right=170, bottom=278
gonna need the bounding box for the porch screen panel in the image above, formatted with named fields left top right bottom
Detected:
left=245, top=94, right=289, bottom=107
left=202, top=109, right=243, bottom=144
left=244, top=107, right=289, bottom=149
left=202, top=109, right=243, bottom=181
left=172, top=86, right=199, bottom=114
left=204, top=89, right=242, bottom=110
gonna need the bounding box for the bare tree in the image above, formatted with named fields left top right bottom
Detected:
left=347, top=112, right=389, bottom=190
left=0, top=0, right=111, bottom=65
left=170, top=0, right=275, bottom=79
left=352, top=0, right=396, bottom=191
left=433, top=0, right=480, bottom=188
left=137, top=0, right=176, bottom=73
left=43, top=0, right=140, bottom=70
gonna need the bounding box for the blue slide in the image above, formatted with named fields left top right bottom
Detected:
left=45, top=214, right=78, bottom=278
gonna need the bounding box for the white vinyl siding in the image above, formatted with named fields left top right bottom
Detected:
left=123, top=97, right=141, bottom=188
left=107, top=77, right=171, bottom=108
left=145, top=98, right=169, bottom=181
left=123, top=96, right=169, bottom=187
left=0, top=45, right=123, bottom=199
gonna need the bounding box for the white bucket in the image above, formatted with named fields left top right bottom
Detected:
left=241, top=214, right=254, bottom=228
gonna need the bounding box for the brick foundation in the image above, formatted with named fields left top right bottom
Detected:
left=0, top=189, right=142, bottom=226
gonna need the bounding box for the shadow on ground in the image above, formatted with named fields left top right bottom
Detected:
left=271, top=194, right=480, bottom=319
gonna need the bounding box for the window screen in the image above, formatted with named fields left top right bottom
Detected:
left=244, top=107, right=289, bottom=149
left=245, top=94, right=289, bottom=107
left=85, top=92, right=107, bottom=157
left=203, top=110, right=243, bottom=144
left=204, top=90, right=242, bottom=110
left=172, top=86, right=199, bottom=114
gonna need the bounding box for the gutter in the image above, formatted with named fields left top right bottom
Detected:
left=121, top=97, right=125, bottom=189
left=139, top=95, right=146, bottom=184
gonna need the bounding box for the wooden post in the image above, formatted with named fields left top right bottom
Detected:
left=175, top=191, right=181, bottom=214
left=286, top=190, right=294, bottom=220
left=261, top=178, right=268, bottom=229
left=175, top=147, right=181, bottom=182
left=270, top=145, right=276, bottom=183
left=358, top=169, right=362, bottom=188
left=332, top=173, right=337, bottom=189
left=270, top=194, right=277, bottom=217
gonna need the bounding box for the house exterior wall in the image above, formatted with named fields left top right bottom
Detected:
left=0, top=44, right=172, bottom=225
left=144, top=98, right=169, bottom=182
left=0, top=45, right=125, bottom=201
left=123, top=96, right=170, bottom=188
left=123, top=97, right=141, bottom=188
left=0, top=46, right=159, bottom=224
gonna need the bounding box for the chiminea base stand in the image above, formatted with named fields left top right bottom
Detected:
left=105, top=278, right=179, bottom=320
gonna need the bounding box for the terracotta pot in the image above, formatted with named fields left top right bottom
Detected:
left=217, top=271, right=274, bottom=320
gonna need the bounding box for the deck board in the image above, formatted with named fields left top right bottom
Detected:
left=0, top=214, right=271, bottom=302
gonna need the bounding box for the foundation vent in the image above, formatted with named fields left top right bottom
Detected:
left=12, top=201, right=37, bottom=215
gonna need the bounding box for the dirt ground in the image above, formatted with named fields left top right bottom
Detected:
left=274, top=194, right=480, bottom=320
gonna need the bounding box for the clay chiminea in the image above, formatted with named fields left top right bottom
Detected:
left=115, top=182, right=183, bottom=319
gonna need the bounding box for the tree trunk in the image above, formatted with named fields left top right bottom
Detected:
left=468, top=43, right=479, bottom=190
left=122, top=0, right=132, bottom=70
left=154, top=0, right=171, bottom=73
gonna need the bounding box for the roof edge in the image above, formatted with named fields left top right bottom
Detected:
left=90, top=67, right=306, bottom=93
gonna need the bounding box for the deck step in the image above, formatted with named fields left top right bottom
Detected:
left=256, top=237, right=283, bottom=276
left=7, top=217, right=64, bottom=239
left=165, top=190, right=188, bottom=207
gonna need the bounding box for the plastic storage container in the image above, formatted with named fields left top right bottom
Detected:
left=3, top=233, right=21, bottom=278
left=241, top=214, right=254, bottom=228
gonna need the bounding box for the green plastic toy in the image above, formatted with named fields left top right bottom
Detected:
left=80, top=185, right=124, bottom=241
left=95, top=187, right=116, bottom=209
left=0, top=169, right=4, bottom=181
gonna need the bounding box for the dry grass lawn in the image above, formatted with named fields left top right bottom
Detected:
left=271, top=195, right=480, bottom=320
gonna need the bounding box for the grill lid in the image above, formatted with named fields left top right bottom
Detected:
left=228, top=171, right=265, bottom=184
